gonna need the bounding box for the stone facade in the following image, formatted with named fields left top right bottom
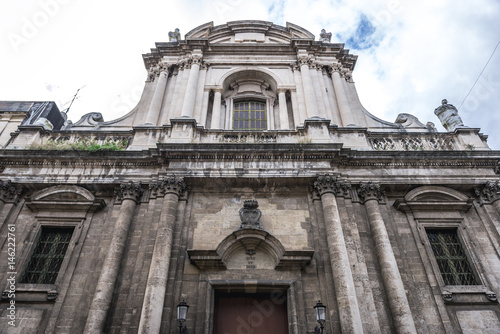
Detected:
left=0, top=20, right=499, bottom=333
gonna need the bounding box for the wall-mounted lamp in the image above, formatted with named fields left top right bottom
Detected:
left=314, top=300, right=326, bottom=334
left=177, top=300, right=189, bottom=334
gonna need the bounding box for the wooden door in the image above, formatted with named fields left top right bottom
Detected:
left=213, top=292, right=289, bottom=334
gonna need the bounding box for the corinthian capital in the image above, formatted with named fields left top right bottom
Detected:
left=190, top=54, right=203, bottom=65
left=297, top=55, right=310, bottom=66
left=475, top=180, right=500, bottom=204
left=115, top=181, right=144, bottom=203
left=150, top=175, right=186, bottom=198
left=313, top=174, right=351, bottom=197
left=0, top=180, right=23, bottom=204
left=357, top=182, right=384, bottom=203
left=329, top=62, right=342, bottom=74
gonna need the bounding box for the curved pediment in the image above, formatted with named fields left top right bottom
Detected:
left=27, top=185, right=105, bottom=212
left=394, top=186, right=472, bottom=212
left=31, top=185, right=95, bottom=201
left=188, top=228, right=313, bottom=270
left=404, top=186, right=469, bottom=202
left=185, top=21, right=315, bottom=45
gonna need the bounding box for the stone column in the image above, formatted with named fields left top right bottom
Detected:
left=278, top=89, right=289, bottom=129
left=146, top=66, right=170, bottom=125
left=330, top=64, right=355, bottom=126
left=138, top=176, right=186, bottom=334
left=292, top=65, right=307, bottom=125
left=200, top=89, right=210, bottom=128
left=313, top=175, right=363, bottom=334
left=311, top=64, right=327, bottom=118
left=358, top=182, right=417, bottom=334
left=84, top=182, right=143, bottom=334
left=298, top=54, right=318, bottom=119
left=181, top=53, right=202, bottom=118
left=211, top=89, right=222, bottom=129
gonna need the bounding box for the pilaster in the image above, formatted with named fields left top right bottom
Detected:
left=211, top=89, right=223, bottom=129
left=278, top=89, right=289, bottom=129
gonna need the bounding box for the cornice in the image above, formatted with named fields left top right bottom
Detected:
left=1, top=145, right=499, bottom=170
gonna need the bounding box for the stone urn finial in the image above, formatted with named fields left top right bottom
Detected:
left=434, top=99, right=465, bottom=132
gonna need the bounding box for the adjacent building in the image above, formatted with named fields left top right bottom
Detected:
left=1, top=20, right=499, bottom=333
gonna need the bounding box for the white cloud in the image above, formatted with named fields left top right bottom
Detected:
left=1, top=0, right=499, bottom=148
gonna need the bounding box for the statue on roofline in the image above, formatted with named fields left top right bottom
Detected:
left=168, top=28, right=181, bottom=42
left=434, top=99, right=465, bottom=132
left=320, top=29, right=332, bottom=43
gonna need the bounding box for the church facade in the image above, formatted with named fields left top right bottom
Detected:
left=1, top=20, right=500, bottom=333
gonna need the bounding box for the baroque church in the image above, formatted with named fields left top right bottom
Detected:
left=1, top=20, right=500, bottom=333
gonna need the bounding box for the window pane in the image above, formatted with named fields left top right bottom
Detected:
left=21, top=227, right=74, bottom=284
left=233, top=101, right=266, bottom=130
left=426, top=229, right=478, bottom=285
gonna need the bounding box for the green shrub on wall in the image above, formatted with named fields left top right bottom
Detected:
left=28, top=139, right=128, bottom=151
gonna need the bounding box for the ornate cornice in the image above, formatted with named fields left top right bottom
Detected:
left=357, top=182, right=384, bottom=203
left=0, top=180, right=23, bottom=204
left=313, top=174, right=351, bottom=197
left=115, top=181, right=144, bottom=203
left=149, top=175, right=186, bottom=198
left=475, top=180, right=500, bottom=204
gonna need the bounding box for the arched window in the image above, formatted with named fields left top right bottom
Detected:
left=216, top=70, right=279, bottom=130
left=233, top=101, right=267, bottom=130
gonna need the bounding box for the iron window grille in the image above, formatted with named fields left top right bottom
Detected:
left=426, top=228, right=478, bottom=285
left=21, top=227, right=74, bottom=284
left=233, top=101, right=267, bottom=130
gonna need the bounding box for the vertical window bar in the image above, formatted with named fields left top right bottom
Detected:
left=21, top=227, right=74, bottom=284
left=426, top=229, right=478, bottom=285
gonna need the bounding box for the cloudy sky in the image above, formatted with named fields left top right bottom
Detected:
left=1, top=0, right=499, bottom=148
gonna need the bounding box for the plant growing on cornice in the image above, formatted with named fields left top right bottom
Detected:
left=28, top=138, right=128, bottom=151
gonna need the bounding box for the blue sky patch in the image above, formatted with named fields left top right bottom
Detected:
left=344, top=14, right=380, bottom=50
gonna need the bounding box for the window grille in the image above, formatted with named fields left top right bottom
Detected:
left=233, top=101, right=267, bottom=130
left=21, top=227, right=74, bottom=284
left=426, top=229, right=478, bottom=285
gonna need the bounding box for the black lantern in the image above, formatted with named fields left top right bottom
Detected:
left=313, top=300, right=326, bottom=334
left=177, top=300, right=189, bottom=334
